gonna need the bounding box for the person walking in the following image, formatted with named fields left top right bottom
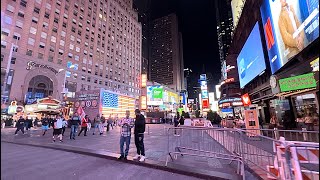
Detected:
left=92, top=114, right=103, bottom=135
left=101, top=114, right=106, bottom=133
left=133, top=109, right=146, bottom=162
left=1, top=118, right=5, bottom=129
left=296, top=114, right=305, bottom=130
left=179, top=116, right=185, bottom=126
left=118, top=110, right=134, bottom=160
left=61, top=117, right=68, bottom=136
left=78, top=115, right=88, bottom=136
left=41, top=116, right=50, bottom=136
left=269, top=114, right=278, bottom=129
left=14, top=116, right=25, bottom=135
left=24, top=115, right=31, bottom=131
left=52, top=115, right=63, bottom=142
left=87, top=116, right=92, bottom=132
left=305, top=113, right=314, bottom=131
left=107, top=115, right=113, bottom=132
left=69, top=113, right=81, bottom=140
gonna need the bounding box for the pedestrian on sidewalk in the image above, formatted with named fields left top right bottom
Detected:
left=69, top=113, right=81, bottom=140
left=173, top=116, right=179, bottom=135
left=304, top=113, right=314, bottom=131
left=87, top=116, right=92, bottom=132
left=92, top=114, right=103, bottom=135
left=107, top=114, right=113, bottom=132
left=78, top=115, right=89, bottom=136
left=118, top=110, right=134, bottom=160
left=62, top=117, right=68, bottom=136
left=52, top=115, right=63, bottom=143
left=14, top=116, right=25, bottom=135
left=1, top=118, right=5, bottom=129
left=24, top=115, right=31, bottom=131
left=101, top=114, right=106, bottom=134
left=41, top=116, right=50, bottom=136
left=133, top=109, right=146, bottom=162
left=296, top=114, right=305, bottom=130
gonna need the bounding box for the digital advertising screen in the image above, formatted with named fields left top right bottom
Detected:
left=261, top=0, right=319, bottom=74
left=237, top=22, right=266, bottom=88
left=147, top=86, right=164, bottom=105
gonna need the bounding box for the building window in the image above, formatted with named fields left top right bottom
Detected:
left=38, top=53, right=44, bottom=59
left=42, top=22, right=48, bottom=28
left=34, top=7, right=40, bottom=14
left=1, top=29, right=9, bottom=36
left=28, top=38, right=35, bottom=45
left=51, top=36, right=56, bottom=43
left=32, top=17, right=38, bottom=24
left=39, top=42, right=45, bottom=48
left=44, top=12, right=50, bottom=19
left=63, top=22, right=67, bottom=28
left=52, top=27, right=58, bottom=33
left=6, top=5, right=15, bottom=13
left=57, top=59, right=62, bottom=64
left=20, top=0, right=27, bottom=7
left=60, top=40, right=65, bottom=46
left=48, top=56, right=53, bottom=62
left=87, top=77, right=91, bottom=82
left=41, top=32, right=47, bottom=39
left=1, top=41, right=7, bottom=48
left=54, top=18, right=59, bottom=23
left=11, top=57, right=16, bottom=64
left=26, top=50, right=33, bottom=56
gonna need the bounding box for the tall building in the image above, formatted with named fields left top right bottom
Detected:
left=150, top=13, right=184, bottom=92
left=133, top=0, right=151, bottom=75
left=215, top=0, right=233, bottom=81
left=1, top=0, right=142, bottom=104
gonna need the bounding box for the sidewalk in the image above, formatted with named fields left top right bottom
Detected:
left=1, top=124, right=253, bottom=179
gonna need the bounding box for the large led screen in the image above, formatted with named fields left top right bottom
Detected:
left=237, top=22, right=266, bottom=88
left=261, top=0, right=319, bottom=74
left=147, top=86, right=164, bottom=105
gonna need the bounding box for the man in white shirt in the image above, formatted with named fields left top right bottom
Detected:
left=52, top=115, right=63, bottom=143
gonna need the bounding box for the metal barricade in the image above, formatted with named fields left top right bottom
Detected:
left=239, top=128, right=319, bottom=143
left=165, top=127, right=245, bottom=178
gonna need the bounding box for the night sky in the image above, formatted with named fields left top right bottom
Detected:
left=150, top=0, right=221, bottom=85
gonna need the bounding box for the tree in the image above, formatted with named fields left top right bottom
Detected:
left=207, top=110, right=215, bottom=123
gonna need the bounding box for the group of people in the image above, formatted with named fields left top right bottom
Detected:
left=295, top=113, right=317, bottom=131
left=13, top=109, right=147, bottom=162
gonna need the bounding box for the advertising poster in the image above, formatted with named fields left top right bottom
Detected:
left=244, top=110, right=261, bottom=137
left=147, top=86, right=164, bottom=105
left=74, top=89, right=101, bottom=119
left=261, top=0, right=319, bottom=74
left=237, top=22, right=266, bottom=88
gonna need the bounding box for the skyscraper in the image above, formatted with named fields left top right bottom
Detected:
left=150, top=13, right=184, bottom=92
left=1, top=0, right=142, bottom=104
left=215, top=0, right=234, bottom=81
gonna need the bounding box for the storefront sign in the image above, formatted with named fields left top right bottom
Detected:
left=26, top=61, right=59, bottom=74
left=202, top=99, right=209, bottom=108
left=279, top=73, right=317, bottom=92
left=218, top=97, right=242, bottom=105
left=310, top=58, right=319, bottom=72
left=241, top=93, right=251, bottom=106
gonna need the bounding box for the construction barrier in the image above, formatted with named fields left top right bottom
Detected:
left=165, top=126, right=319, bottom=180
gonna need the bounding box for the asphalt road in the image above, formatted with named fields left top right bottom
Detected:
left=1, top=142, right=203, bottom=180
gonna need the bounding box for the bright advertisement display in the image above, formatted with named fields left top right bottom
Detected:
left=261, top=0, right=319, bottom=74
left=100, top=90, right=135, bottom=118
left=147, top=86, right=164, bottom=105
left=237, top=22, right=266, bottom=88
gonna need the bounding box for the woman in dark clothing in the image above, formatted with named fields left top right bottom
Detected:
left=179, top=116, right=185, bottom=126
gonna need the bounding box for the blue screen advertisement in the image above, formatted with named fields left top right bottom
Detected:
left=261, top=0, right=319, bottom=74
left=237, top=22, right=266, bottom=88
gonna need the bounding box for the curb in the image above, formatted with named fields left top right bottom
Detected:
left=1, top=140, right=234, bottom=180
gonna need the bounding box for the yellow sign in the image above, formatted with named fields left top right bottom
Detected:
left=141, top=96, right=147, bottom=109
left=141, top=74, right=147, bottom=88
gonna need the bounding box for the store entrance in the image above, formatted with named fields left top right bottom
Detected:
left=25, top=75, right=54, bottom=104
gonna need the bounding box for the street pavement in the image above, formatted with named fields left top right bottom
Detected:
left=1, top=124, right=257, bottom=179
left=1, top=142, right=203, bottom=180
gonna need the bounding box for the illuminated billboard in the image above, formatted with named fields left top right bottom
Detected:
left=261, top=0, right=319, bottom=74
left=147, top=86, right=164, bottom=105
left=237, top=22, right=266, bottom=88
